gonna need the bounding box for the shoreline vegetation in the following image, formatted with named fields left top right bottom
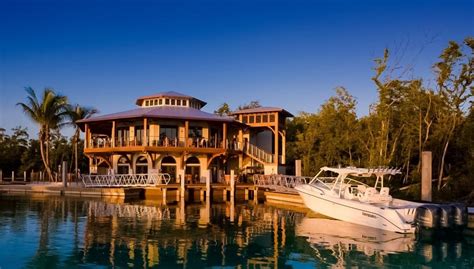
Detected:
left=1, top=37, right=473, bottom=204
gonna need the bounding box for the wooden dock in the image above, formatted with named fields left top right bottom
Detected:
left=0, top=182, right=264, bottom=203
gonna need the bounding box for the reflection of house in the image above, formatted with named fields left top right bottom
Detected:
left=77, top=91, right=293, bottom=182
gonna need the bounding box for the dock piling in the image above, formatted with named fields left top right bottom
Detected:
left=62, top=161, right=67, bottom=187
left=421, top=151, right=432, bottom=201
left=180, top=170, right=185, bottom=200
left=206, top=170, right=211, bottom=199
left=295, top=160, right=302, bottom=176
left=162, top=188, right=167, bottom=205
left=230, top=170, right=235, bottom=199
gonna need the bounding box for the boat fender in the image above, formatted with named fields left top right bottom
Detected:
left=415, top=205, right=441, bottom=229
left=438, top=204, right=455, bottom=228
left=451, top=203, right=468, bottom=227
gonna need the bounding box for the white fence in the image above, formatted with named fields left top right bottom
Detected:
left=81, top=173, right=171, bottom=188
left=253, top=174, right=313, bottom=193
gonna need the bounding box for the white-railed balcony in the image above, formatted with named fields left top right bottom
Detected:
left=85, top=135, right=244, bottom=155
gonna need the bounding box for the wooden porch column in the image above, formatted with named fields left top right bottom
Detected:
left=274, top=113, right=279, bottom=165
left=223, top=122, right=227, bottom=149
left=185, top=120, right=189, bottom=147
left=84, top=123, right=89, bottom=149
left=143, top=118, right=148, bottom=146
left=281, top=130, right=286, bottom=165
left=238, top=115, right=243, bottom=149
left=111, top=121, right=116, bottom=147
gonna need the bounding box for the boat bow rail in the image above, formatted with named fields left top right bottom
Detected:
left=81, top=173, right=171, bottom=187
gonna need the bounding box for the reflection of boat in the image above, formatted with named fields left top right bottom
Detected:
left=295, top=167, right=469, bottom=234
left=296, top=217, right=415, bottom=256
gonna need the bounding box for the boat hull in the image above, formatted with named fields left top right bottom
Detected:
left=295, top=184, right=416, bottom=233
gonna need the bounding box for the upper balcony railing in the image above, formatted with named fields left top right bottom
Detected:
left=88, top=135, right=229, bottom=150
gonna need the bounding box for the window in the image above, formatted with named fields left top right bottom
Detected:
left=159, top=99, right=163, bottom=105
left=269, top=114, right=275, bottom=122
left=117, top=156, right=129, bottom=174
left=171, top=99, right=176, bottom=105
left=135, top=156, right=148, bottom=174
left=256, top=115, right=261, bottom=123
left=177, top=99, right=181, bottom=106
left=182, top=100, right=187, bottom=106
left=242, top=115, right=248, bottom=123
left=135, top=125, right=144, bottom=145
left=161, top=156, right=177, bottom=182
left=165, top=99, right=170, bottom=105
left=189, top=127, right=202, bottom=138
left=154, top=99, right=158, bottom=106
left=185, top=157, right=200, bottom=183
left=116, top=127, right=130, bottom=146
left=160, top=126, right=178, bottom=141
left=145, top=100, right=149, bottom=106
left=262, top=114, right=268, bottom=122
left=249, top=116, right=255, bottom=123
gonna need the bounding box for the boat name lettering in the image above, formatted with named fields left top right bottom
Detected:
left=362, top=212, right=377, bottom=219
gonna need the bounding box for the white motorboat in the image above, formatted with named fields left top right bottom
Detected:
left=295, top=167, right=460, bottom=233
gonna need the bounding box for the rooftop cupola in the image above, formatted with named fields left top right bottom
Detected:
left=135, top=91, right=207, bottom=110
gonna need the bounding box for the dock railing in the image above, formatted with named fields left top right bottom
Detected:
left=81, top=173, right=171, bottom=188
left=253, top=174, right=313, bottom=193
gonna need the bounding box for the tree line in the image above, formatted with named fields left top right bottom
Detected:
left=0, top=88, right=97, bottom=181
left=284, top=37, right=473, bottom=202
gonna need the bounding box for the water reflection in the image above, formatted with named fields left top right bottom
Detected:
left=0, top=194, right=472, bottom=268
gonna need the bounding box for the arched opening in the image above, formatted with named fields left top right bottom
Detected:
left=135, top=156, right=148, bottom=174
left=185, top=156, right=200, bottom=184
left=117, top=156, right=130, bottom=174
left=161, top=156, right=176, bottom=182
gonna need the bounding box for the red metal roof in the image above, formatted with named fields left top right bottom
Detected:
left=231, top=106, right=294, bottom=117
left=77, top=106, right=235, bottom=125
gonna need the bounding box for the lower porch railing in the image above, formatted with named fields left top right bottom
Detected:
left=81, top=173, right=171, bottom=188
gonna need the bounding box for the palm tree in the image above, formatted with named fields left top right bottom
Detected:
left=67, top=104, right=97, bottom=181
left=17, top=87, right=69, bottom=181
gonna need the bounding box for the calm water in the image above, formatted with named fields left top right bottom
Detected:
left=0, top=194, right=473, bottom=268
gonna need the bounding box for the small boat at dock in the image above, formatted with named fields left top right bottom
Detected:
left=295, top=167, right=468, bottom=233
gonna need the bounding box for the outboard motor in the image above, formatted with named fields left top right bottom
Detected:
left=451, top=204, right=468, bottom=227
left=438, top=204, right=455, bottom=228
left=415, top=205, right=441, bottom=229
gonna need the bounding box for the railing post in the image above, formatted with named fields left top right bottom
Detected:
left=24, top=171, right=26, bottom=182
left=12, top=171, right=14, bottom=181
left=0, top=169, right=2, bottom=182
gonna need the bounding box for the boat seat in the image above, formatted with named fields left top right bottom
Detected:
left=379, top=187, right=392, bottom=202
left=344, top=187, right=355, bottom=200
left=358, top=187, right=378, bottom=203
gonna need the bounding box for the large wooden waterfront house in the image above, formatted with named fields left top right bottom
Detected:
left=78, top=91, right=292, bottom=183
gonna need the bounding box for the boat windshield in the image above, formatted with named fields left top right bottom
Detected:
left=309, top=167, right=401, bottom=195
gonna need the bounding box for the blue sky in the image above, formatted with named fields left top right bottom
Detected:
left=0, top=0, right=473, bottom=137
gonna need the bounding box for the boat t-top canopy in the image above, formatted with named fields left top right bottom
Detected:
left=320, top=167, right=401, bottom=177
